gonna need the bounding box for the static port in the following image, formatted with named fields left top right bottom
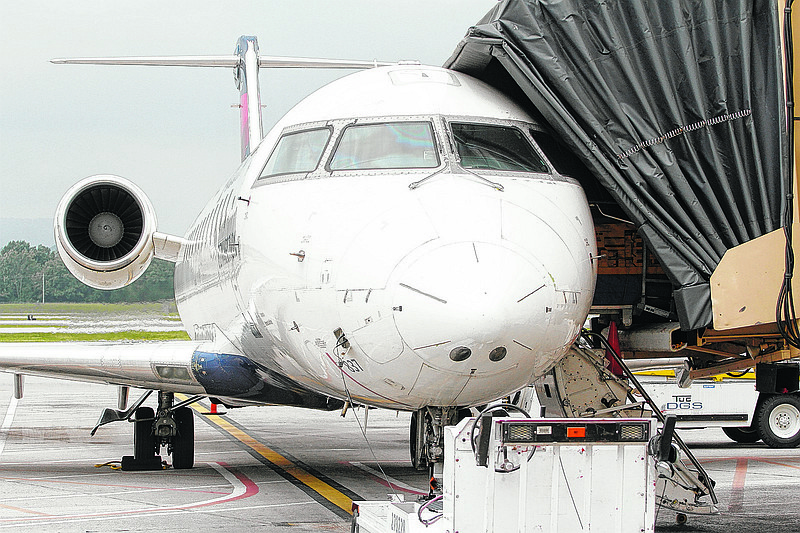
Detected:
left=489, top=346, right=507, bottom=362
left=449, top=346, right=472, bottom=361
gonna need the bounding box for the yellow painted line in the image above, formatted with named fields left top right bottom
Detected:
left=177, top=395, right=353, bottom=515
left=633, top=369, right=756, bottom=381
left=633, top=370, right=676, bottom=377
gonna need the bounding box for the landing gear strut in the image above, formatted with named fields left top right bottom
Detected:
left=410, top=407, right=471, bottom=497
left=122, top=391, right=197, bottom=470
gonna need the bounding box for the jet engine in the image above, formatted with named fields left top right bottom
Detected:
left=54, top=175, right=157, bottom=290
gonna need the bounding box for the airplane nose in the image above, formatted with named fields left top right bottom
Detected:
left=390, top=241, right=556, bottom=371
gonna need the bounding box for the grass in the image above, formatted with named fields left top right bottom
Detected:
left=0, top=302, right=187, bottom=342
left=0, top=330, right=190, bottom=342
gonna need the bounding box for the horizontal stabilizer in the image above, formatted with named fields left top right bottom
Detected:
left=51, top=56, right=238, bottom=67
left=51, top=35, right=397, bottom=160
left=259, top=56, right=393, bottom=69
left=51, top=56, right=393, bottom=69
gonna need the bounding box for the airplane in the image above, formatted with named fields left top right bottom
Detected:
left=0, top=36, right=596, bottom=474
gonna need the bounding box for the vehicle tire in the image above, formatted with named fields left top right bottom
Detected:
left=721, top=426, right=761, bottom=444
left=757, top=394, right=800, bottom=448
left=134, top=407, right=156, bottom=459
left=172, top=407, right=194, bottom=469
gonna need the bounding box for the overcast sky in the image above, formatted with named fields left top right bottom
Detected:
left=0, top=0, right=496, bottom=240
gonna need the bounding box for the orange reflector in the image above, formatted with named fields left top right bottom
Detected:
left=567, top=427, right=586, bottom=438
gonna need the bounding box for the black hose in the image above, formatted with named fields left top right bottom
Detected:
left=777, top=0, right=800, bottom=349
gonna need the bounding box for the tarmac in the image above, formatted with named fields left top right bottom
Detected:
left=0, top=374, right=798, bottom=532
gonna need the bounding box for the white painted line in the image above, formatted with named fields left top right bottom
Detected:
left=350, top=461, right=426, bottom=495
left=0, top=397, right=19, bottom=456
left=0, top=501, right=315, bottom=529
left=0, top=461, right=258, bottom=526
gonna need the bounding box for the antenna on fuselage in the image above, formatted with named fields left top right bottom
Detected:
left=52, top=36, right=393, bottom=161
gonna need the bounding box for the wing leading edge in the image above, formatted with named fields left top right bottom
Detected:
left=0, top=341, right=344, bottom=410
left=0, top=341, right=206, bottom=394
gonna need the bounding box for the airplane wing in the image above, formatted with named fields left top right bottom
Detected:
left=0, top=338, right=342, bottom=410
left=0, top=341, right=206, bottom=395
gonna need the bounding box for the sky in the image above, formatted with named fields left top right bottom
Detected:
left=0, top=0, right=497, bottom=244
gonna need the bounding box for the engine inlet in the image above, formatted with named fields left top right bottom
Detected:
left=65, top=184, right=144, bottom=262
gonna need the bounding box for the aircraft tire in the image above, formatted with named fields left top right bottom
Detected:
left=410, top=410, right=427, bottom=471
left=721, top=426, right=760, bottom=444
left=758, top=394, right=800, bottom=448
left=172, top=407, right=194, bottom=469
left=133, top=407, right=156, bottom=459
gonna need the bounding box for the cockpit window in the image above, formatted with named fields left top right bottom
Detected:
left=329, top=122, right=439, bottom=170
left=260, top=127, right=331, bottom=179
left=451, top=123, right=548, bottom=173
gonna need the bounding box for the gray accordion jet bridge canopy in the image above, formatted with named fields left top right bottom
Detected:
left=445, top=0, right=788, bottom=331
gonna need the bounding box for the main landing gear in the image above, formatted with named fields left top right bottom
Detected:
left=126, top=392, right=195, bottom=470
left=93, top=388, right=200, bottom=471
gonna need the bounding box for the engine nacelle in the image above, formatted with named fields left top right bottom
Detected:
left=55, top=175, right=157, bottom=290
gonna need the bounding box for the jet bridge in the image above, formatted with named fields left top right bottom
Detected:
left=445, top=0, right=800, bottom=381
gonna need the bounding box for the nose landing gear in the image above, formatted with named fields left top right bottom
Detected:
left=410, top=406, right=472, bottom=498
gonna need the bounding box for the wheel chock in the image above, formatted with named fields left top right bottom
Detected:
left=120, top=455, right=165, bottom=471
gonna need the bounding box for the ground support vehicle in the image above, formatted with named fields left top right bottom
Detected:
left=353, top=416, right=659, bottom=533
left=638, top=367, right=800, bottom=448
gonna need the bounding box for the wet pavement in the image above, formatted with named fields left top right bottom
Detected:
left=0, top=374, right=798, bottom=532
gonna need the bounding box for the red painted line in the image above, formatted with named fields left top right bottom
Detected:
left=187, top=461, right=259, bottom=508
left=749, top=457, right=800, bottom=470
left=728, top=457, right=748, bottom=512
left=344, top=462, right=426, bottom=496
left=0, top=503, right=51, bottom=516
left=366, top=474, right=425, bottom=496
left=0, top=462, right=258, bottom=524
left=0, top=475, right=227, bottom=495
left=700, top=456, right=800, bottom=467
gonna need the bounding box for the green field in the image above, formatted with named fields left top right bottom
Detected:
left=0, top=331, right=190, bottom=342
left=0, top=302, right=186, bottom=342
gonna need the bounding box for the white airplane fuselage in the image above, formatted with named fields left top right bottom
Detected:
left=174, top=65, right=597, bottom=410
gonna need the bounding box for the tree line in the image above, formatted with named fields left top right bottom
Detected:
left=0, top=241, right=174, bottom=303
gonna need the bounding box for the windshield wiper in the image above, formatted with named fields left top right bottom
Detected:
left=408, top=162, right=504, bottom=192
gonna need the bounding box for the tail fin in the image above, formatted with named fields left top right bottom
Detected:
left=52, top=36, right=392, bottom=161
left=234, top=36, right=262, bottom=160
